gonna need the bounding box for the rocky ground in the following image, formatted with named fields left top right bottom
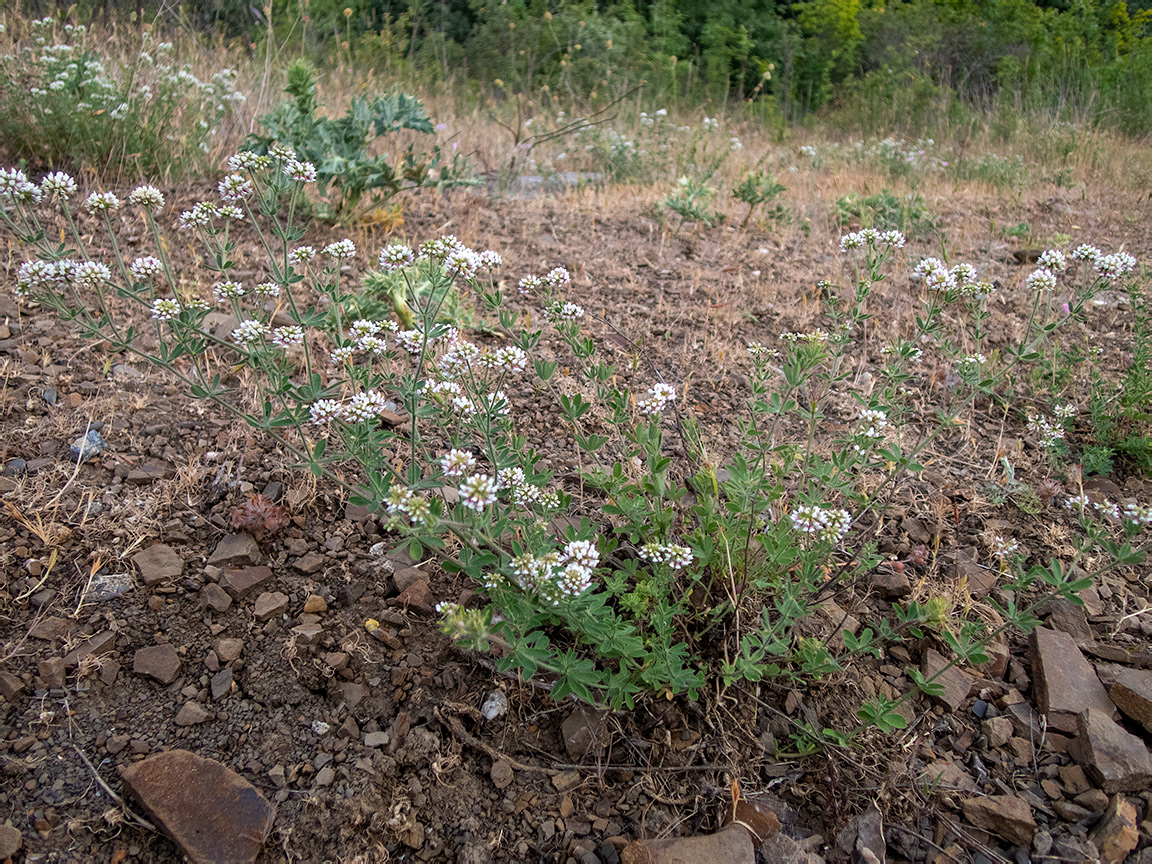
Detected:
left=1, top=176, right=1152, bottom=863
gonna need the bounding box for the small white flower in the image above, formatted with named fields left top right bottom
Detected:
left=545, top=267, right=571, bottom=289
left=880, top=230, right=906, bottom=249
left=252, top=281, right=281, bottom=297
left=477, top=250, right=502, bottom=271
left=323, top=239, right=356, bottom=260
left=330, top=346, right=354, bottom=364
left=151, top=298, right=181, bottom=320
left=73, top=261, right=112, bottom=288
left=840, top=232, right=865, bottom=252
left=218, top=173, right=251, bottom=202
left=84, top=191, right=121, bottom=213
left=271, top=325, right=305, bottom=347
left=284, top=159, right=317, bottom=183
left=1071, top=244, right=1102, bottom=263
left=213, top=280, right=245, bottom=301
left=309, top=399, right=343, bottom=425
left=269, top=144, right=297, bottom=161
left=289, top=246, right=316, bottom=265
left=130, top=256, right=164, bottom=282
left=217, top=205, right=244, bottom=221
left=441, top=449, right=477, bottom=478
left=231, top=319, right=269, bottom=345
left=40, top=172, right=77, bottom=199
left=128, top=184, right=165, bottom=210
left=517, top=275, right=542, bottom=295
left=379, top=244, right=414, bottom=271
left=226, top=151, right=271, bottom=172
left=458, top=474, right=499, bottom=512
left=1025, top=268, right=1057, bottom=293
left=1037, top=249, right=1067, bottom=272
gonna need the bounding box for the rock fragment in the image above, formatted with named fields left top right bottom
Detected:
left=220, top=566, right=273, bottom=599
left=133, top=644, right=182, bottom=685
left=1109, top=667, right=1152, bottom=733
left=1074, top=708, right=1152, bottom=793
left=208, top=533, right=261, bottom=567
left=960, top=795, right=1035, bottom=847
left=121, top=749, right=274, bottom=864
left=1088, top=795, right=1139, bottom=864
left=132, top=544, right=184, bottom=586
left=1031, top=627, right=1114, bottom=732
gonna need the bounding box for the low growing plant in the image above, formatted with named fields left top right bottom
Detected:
left=3, top=158, right=1148, bottom=742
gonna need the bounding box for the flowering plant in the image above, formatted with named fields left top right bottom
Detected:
left=2, top=153, right=1149, bottom=731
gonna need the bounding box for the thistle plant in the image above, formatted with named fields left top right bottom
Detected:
left=4, top=156, right=1152, bottom=742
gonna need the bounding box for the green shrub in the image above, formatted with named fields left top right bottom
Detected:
left=834, top=188, right=938, bottom=238
left=244, top=60, right=473, bottom=222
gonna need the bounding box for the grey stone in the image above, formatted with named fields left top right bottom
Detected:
left=133, top=644, right=182, bottom=685
left=1074, top=708, right=1152, bottom=793
left=70, top=430, right=107, bottom=462
left=208, top=533, right=261, bottom=567
left=1031, top=627, right=1114, bottom=733
left=132, top=544, right=184, bottom=586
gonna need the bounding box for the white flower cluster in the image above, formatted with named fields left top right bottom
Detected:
left=130, top=256, right=164, bottom=282
left=128, top=184, right=165, bottom=210
left=1025, top=268, right=1057, bottom=293
left=637, top=542, right=694, bottom=569
left=151, top=298, right=181, bottom=320
left=0, top=168, right=42, bottom=204
left=839, top=229, right=906, bottom=252
left=231, top=319, right=269, bottom=345
left=15, top=259, right=79, bottom=297
left=323, top=239, right=356, bottom=260
left=1095, top=252, right=1137, bottom=280
left=787, top=505, right=853, bottom=544
left=384, top=486, right=432, bottom=525
left=308, top=390, right=391, bottom=425
left=857, top=408, right=888, bottom=440
left=747, top=342, right=781, bottom=359
left=1037, top=249, right=1067, bottom=272
left=1053, top=403, right=1077, bottom=420
left=509, top=538, right=601, bottom=605
left=458, top=474, right=499, bottom=512
left=703, top=117, right=719, bottom=132
left=379, top=244, right=415, bottom=272
left=780, top=330, right=829, bottom=344
left=957, top=353, right=987, bottom=376
left=636, top=382, right=676, bottom=416
left=543, top=301, right=585, bottom=322
left=991, top=535, right=1019, bottom=559
left=440, top=449, right=477, bottom=478
left=1026, top=413, right=1065, bottom=449
left=40, top=171, right=77, bottom=200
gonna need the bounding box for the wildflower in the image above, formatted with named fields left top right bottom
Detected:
left=858, top=408, right=889, bottom=439
left=439, top=340, right=481, bottom=376
left=130, top=256, right=164, bottom=282
left=950, top=263, right=977, bottom=287
left=252, top=281, right=281, bottom=297
left=561, top=539, right=600, bottom=571
left=840, top=232, right=865, bottom=252
left=269, top=145, right=296, bottom=161
left=1037, top=249, right=1067, bottom=273
left=545, top=267, right=571, bottom=289
left=396, top=329, right=424, bottom=354
left=217, top=205, right=244, bottom=221
left=128, top=184, right=165, bottom=210
left=914, top=257, right=946, bottom=279
left=1094, top=499, right=1121, bottom=521
left=790, top=505, right=828, bottom=534
left=289, top=246, right=316, bottom=265
left=1025, top=268, right=1057, bottom=293
left=271, top=325, right=304, bottom=347
left=860, top=228, right=880, bottom=246
left=1053, top=403, right=1076, bottom=419
left=440, top=449, right=477, bottom=478
left=636, top=382, right=676, bottom=415
left=703, top=116, right=719, bottom=131
left=84, top=191, right=121, bottom=213
left=880, top=230, right=906, bottom=249
left=213, top=280, right=245, bottom=301
left=458, top=474, right=499, bottom=512
left=1064, top=493, right=1091, bottom=511
left=991, top=535, right=1019, bottom=559
left=358, top=335, right=387, bottom=355
left=151, top=298, right=181, bottom=320
left=350, top=319, right=380, bottom=340
left=730, top=137, right=742, bottom=151
left=517, top=275, right=542, bottom=295
left=484, top=345, right=528, bottom=373
left=1071, top=244, right=1101, bottom=263
left=217, top=173, right=251, bottom=202
left=73, top=261, right=112, bottom=288
left=1122, top=503, right=1152, bottom=526
left=342, top=390, right=389, bottom=423
left=177, top=202, right=216, bottom=229
left=330, top=346, right=354, bottom=364
left=496, top=466, right=526, bottom=489
left=444, top=248, right=480, bottom=281
left=0, top=169, right=39, bottom=203
left=1026, top=412, right=1065, bottom=449
left=1095, top=254, right=1133, bottom=280
left=819, top=509, right=853, bottom=543
left=544, top=301, right=585, bottom=322
left=957, top=354, right=987, bottom=376
left=747, top=342, right=780, bottom=358
left=231, top=320, right=269, bottom=345
left=477, top=250, right=502, bottom=271
left=323, top=239, right=356, bottom=260
left=226, top=151, right=271, bottom=172
left=40, top=172, right=77, bottom=200
left=309, top=399, right=343, bottom=425
left=379, top=244, right=414, bottom=271
left=284, top=159, right=317, bottom=183
left=435, top=601, right=459, bottom=617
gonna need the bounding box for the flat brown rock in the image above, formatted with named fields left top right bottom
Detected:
left=1074, top=708, right=1152, bottom=793
left=622, top=823, right=755, bottom=864
left=62, top=631, right=116, bottom=667
left=174, top=702, right=213, bottom=726
left=133, top=644, right=182, bottom=685
left=960, top=795, right=1035, bottom=847
left=1031, top=627, right=1114, bottom=733
left=208, top=533, right=261, bottom=567
left=132, top=544, right=184, bottom=586
left=219, top=566, right=273, bottom=600
left=121, top=749, right=274, bottom=864
left=1109, top=667, right=1152, bottom=733
left=253, top=591, right=288, bottom=622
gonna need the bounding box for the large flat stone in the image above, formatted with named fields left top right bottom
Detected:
left=1109, top=668, right=1152, bottom=733
left=132, top=544, right=184, bottom=586
left=121, top=749, right=274, bottom=863
left=1074, top=708, right=1152, bottom=793
left=1031, top=627, right=1114, bottom=733
left=208, top=533, right=261, bottom=567
left=921, top=648, right=975, bottom=713
left=219, top=566, right=273, bottom=600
